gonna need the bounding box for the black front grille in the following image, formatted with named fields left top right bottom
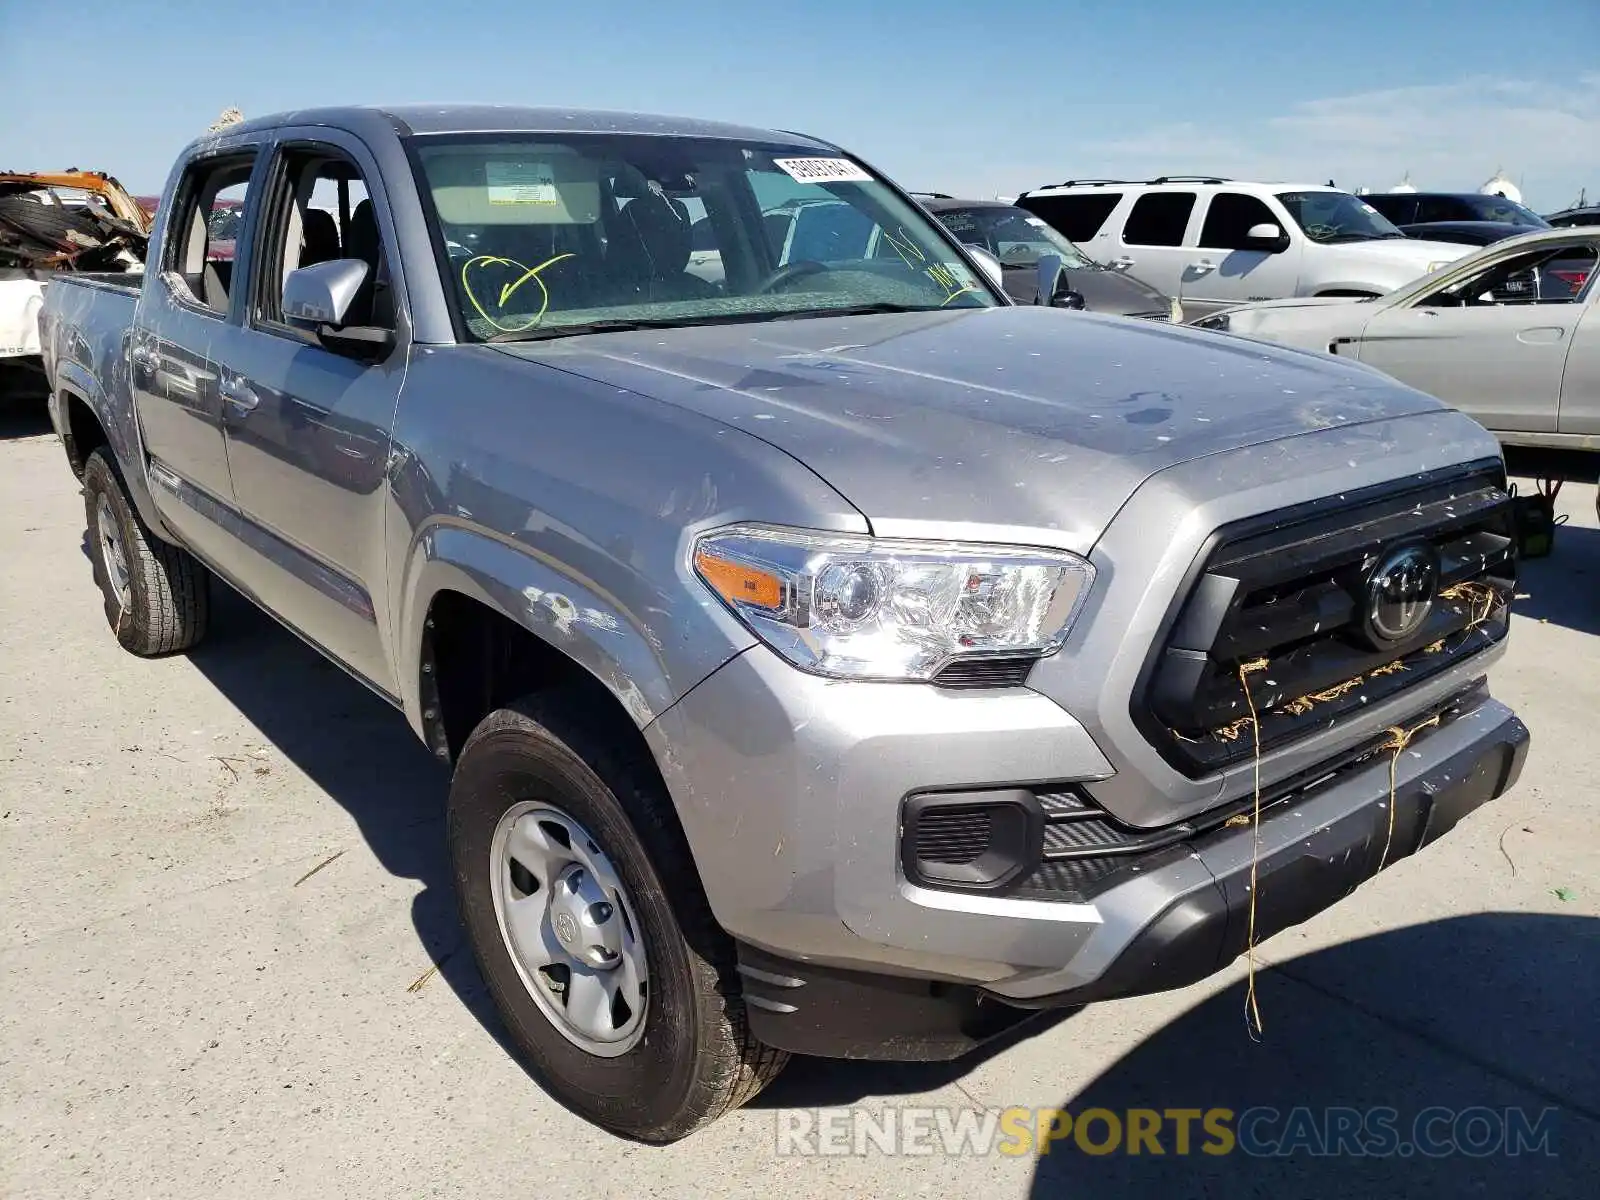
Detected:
left=912, top=808, right=993, bottom=865
left=933, top=657, right=1036, bottom=689
left=1136, top=461, right=1514, bottom=776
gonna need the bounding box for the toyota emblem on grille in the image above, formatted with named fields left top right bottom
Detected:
left=1364, top=543, right=1440, bottom=646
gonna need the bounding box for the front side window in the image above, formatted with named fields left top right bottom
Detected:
left=1421, top=243, right=1597, bottom=307
left=1198, top=192, right=1281, bottom=250
left=253, top=148, right=396, bottom=335
left=409, top=135, right=996, bottom=342
left=933, top=206, right=1093, bottom=269
left=1276, top=190, right=1407, bottom=244
left=1122, top=192, right=1195, bottom=247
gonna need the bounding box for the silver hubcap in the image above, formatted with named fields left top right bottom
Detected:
left=96, top=492, right=131, bottom=609
left=490, top=802, right=648, bottom=1056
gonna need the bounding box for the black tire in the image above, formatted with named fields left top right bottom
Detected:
left=448, top=697, right=788, bottom=1142
left=82, top=448, right=209, bottom=655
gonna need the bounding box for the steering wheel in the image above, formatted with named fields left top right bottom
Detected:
left=756, top=259, right=829, bottom=294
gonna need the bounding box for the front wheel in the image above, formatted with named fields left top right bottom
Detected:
left=82, top=448, right=209, bottom=655
left=447, top=697, right=787, bottom=1142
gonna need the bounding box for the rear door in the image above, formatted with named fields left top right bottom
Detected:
left=213, top=133, right=408, bottom=693
left=1353, top=240, right=1597, bottom=434
left=131, top=149, right=262, bottom=560
left=1103, top=190, right=1199, bottom=309
left=1185, top=191, right=1303, bottom=310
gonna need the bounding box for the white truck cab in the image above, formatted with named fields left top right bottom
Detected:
left=1016, top=177, right=1469, bottom=320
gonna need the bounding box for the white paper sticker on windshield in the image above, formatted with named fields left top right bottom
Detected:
left=1025, top=217, right=1048, bottom=226
left=485, top=161, right=559, bottom=205
left=772, top=157, right=873, bottom=184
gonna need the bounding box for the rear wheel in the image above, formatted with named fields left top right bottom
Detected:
left=82, top=448, right=209, bottom=655
left=448, top=697, right=787, bottom=1142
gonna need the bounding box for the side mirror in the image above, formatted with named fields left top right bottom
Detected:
left=966, top=245, right=1005, bottom=289
left=283, top=258, right=368, bottom=327
left=283, top=258, right=393, bottom=359
left=1035, top=253, right=1088, bottom=309
left=1244, top=222, right=1289, bottom=252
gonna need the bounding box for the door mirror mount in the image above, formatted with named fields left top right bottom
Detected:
left=1035, top=253, right=1088, bottom=309
left=283, top=258, right=368, bottom=328
left=1243, top=222, right=1290, bottom=253
left=965, top=245, right=1005, bottom=290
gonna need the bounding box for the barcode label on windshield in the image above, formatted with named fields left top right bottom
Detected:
left=772, top=157, right=873, bottom=184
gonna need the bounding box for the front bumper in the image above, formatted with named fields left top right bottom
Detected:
left=650, top=646, right=1526, bottom=1058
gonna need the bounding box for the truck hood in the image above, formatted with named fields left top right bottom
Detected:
left=495, top=306, right=1441, bottom=552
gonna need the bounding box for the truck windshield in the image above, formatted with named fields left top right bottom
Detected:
left=1275, top=191, right=1408, bottom=244
left=409, top=134, right=997, bottom=342
left=933, top=206, right=1094, bottom=269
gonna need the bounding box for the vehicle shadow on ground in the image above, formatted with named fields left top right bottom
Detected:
left=182, top=585, right=513, bottom=1055
left=1025, top=913, right=1598, bottom=1199
left=1513, top=525, right=1600, bottom=636
left=0, top=401, right=52, bottom=440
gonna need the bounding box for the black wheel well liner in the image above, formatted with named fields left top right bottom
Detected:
left=419, top=589, right=661, bottom=782
left=58, top=387, right=110, bottom=479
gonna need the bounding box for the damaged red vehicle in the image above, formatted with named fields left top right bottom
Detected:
left=1, top=170, right=151, bottom=396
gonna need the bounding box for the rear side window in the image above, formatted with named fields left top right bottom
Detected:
left=1122, top=192, right=1195, bottom=246
left=163, top=154, right=257, bottom=315
left=1198, top=192, right=1280, bottom=249
left=1015, top=192, right=1121, bottom=241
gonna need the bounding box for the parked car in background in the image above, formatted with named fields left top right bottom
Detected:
left=1193, top=227, right=1599, bottom=449
left=1016, top=177, right=1467, bottom=319
left=1, top=170, right=149, bottom=394
left=1546, top=205, right=1600, bottom=228
left=915, top=194, right=1180, bottom=319
left=1395, top=220, right=1535, bottom=247
left=1363, top=191, right=1550, bottom=229
left=38, top=105, right=1529, bottom=1142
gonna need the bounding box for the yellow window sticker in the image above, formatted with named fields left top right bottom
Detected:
left=772, top=157, right=873, bottom=184
left=486, top=161, right=559, bottom=206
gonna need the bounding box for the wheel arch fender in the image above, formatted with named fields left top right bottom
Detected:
left=396, top=521, right=735, bottom=746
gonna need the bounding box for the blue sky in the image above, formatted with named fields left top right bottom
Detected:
left=3, top=0, right=1596, bottom=209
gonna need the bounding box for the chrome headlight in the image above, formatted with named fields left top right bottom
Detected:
left=693, top=525, right=1094, bottom=681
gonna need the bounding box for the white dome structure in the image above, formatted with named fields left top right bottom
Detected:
left=1479, top=169, right=1522, bottom=204
left=1389, top=173, right=1417, bottom=194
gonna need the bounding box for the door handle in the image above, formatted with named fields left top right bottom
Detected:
left=1108, top=257, right=1136, bottom=271
left=1188, top=260, right=1216, bottom=276
left=130, top=343, right=160, bottom=373
left=220, top=377, right=260, bottom=412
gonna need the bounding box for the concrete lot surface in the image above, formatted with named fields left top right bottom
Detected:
left=2, top=403, right=1596, bottom=1198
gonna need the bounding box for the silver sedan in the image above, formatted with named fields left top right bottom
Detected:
left=1193, top=228, right=1600, bottom=451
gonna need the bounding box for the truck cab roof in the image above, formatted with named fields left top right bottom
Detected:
left=188, top=104, right=838, bottom=151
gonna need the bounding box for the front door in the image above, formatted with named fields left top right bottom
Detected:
left=215, top=136, right=408, bottom=694
left=1355, top=241, right=1597, bottom=434
left=1184, top=191, right=1303, bottom=311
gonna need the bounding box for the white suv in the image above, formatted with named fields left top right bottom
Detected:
left=1015, top=176, right=1469, bottom=320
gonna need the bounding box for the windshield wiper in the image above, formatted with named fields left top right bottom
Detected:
left=769, top=302, right=944, bottom=320
left=484, top=319, right=680, bottom=344
left=1323, top=231, right=1406, bottom=243
left=483, top=302, right=953, bottom=343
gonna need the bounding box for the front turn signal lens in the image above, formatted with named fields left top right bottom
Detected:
left=694, top=547, right=785, bottom=611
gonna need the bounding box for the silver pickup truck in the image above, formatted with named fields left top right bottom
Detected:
left=39, top=105, right=1528, bottom=1143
